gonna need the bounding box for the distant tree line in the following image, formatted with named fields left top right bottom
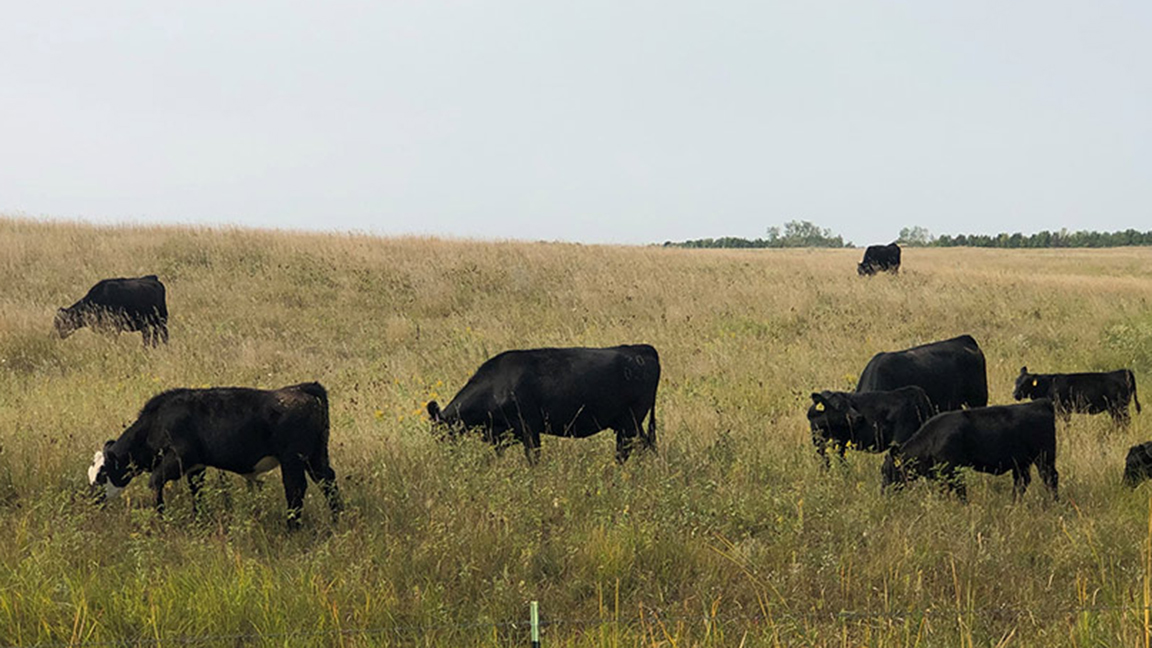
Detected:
left=666, top=223, right=1152, bottom=249
left=665, top=220, right=851, bottom=249
left=929, top=229, right=1152, bottom=248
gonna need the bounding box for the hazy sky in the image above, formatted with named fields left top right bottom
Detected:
left=3, top=1, right=1149, bottom=245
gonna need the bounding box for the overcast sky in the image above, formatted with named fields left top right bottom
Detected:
left=2, top=1, right=1149, bottom=245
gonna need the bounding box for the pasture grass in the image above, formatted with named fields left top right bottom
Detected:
left=1, top=217, right=1152, bottom=646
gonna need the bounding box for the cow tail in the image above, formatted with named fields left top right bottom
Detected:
left=645, top=404, right=657, bottom=450
left=1132, top=372, right=1142, bottom=414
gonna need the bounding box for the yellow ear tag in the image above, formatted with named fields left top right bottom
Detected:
left=1032, top=379, right=1038, bottom=387
left=814, top=402, right=824, bottom=412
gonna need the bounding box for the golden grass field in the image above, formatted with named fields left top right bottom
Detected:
left=2, top=217, right=1152, bottom=647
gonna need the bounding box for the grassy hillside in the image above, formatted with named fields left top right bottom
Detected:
left=2, top=217, right=1152, bottom=646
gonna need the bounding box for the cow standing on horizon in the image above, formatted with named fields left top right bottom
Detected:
left=858, top=243, right=901, bottom=276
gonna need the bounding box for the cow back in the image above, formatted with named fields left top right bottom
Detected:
left=856, top=335, right=987, bottom=412
left=441, top=345, right=660, bottom=437
left=902, top=399, right=1055, bottom=473
left=80, top=276, right=167, bottom=317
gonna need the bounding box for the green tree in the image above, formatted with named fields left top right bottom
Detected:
left=768, top=220, right=850, bottom=248
left=897, top=226, right=934, bottom=247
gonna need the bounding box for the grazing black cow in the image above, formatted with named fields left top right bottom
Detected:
left=87, top=382, right=342, bottom=528
left=56, top=275, right=169, bottom=347
left=857, top=242, right=901, bottom=276
left=427, top=345, right=660, bottom=463
left=1124, top=442, right=1152, bottom=487
left=807, top=386, right=933, bottom=465
left=881, top=399, right=1058, bottom=501
left=1014, top=366, right=1141, bottom=425
left=856, top=335, right=988, bottom=413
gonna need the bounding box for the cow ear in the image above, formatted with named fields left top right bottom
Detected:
left=426, top=401, right=441, bottom=422
left=103, top=439, right=116, bottom=451
left=1020, top=366, right=1027, bottom=374
left=809, top=392, right=821, bottom=403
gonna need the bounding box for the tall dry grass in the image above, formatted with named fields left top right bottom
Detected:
left=1, top=217, right=1152, bottom=646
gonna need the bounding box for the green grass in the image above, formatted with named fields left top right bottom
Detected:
left=1, top=217, right=1152, bottom=646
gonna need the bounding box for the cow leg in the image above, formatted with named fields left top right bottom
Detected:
left=186, top=468, right=208, bottom=516
left=520, top=428, right=542, bottom=465
left=614, top=429, right=636, bottom=464
left=1113, top=406, right=1131, bottom=427
left=1011, top=465, right=1031, bottom=502
left=614, top=410, right=647, bottom=464
left=508, top=409, right=544, bottom=465
left=939, top=466, right=966, bottom=502
left=625, top=408, right=655, bottom=454
left=305, top=455, right=343, bottom=520
left=644, top=407, right=656, bottom=451
left=951, top=479, right=968, bottom=503
left=813, top=437, right=831, bottom=469
left=157, top=322, right=169, bottom=345
left=280, top=457, right=309, bottom=530
left=148, top=454, right=185, bottom=516
left=1037, top=455, right=1059, bottom=501
left=141, top=327, right=153, bottom=347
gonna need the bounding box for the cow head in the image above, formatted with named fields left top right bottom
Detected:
left=1013, top=366, right=1050, bottom=401
left=426, top=400, right=453, bottom=440
left=807, top=391, right=868, bottom=444
left=54, top=308, right=80, bottom=339
left=857, top=262, right=876, bottom=277
left=87, top=440, right=137, bottom=502
left=1124, top=443, right=1152, bottom=487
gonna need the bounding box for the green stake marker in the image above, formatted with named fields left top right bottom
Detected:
left=530, top=600, right=540, bottom=648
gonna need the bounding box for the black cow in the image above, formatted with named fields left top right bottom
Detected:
left=427, top=345, right=660, bottom=463
left=1014, top=366, right=1141, bottom=425
left=807, top=386, right=933, bottom=465
left=1124, top=442, right=1152, bottom=487
left=857, top=243, right=901, bottom=276
left=56, top=275, right=169, bottom=347
left=881, top=399, right=1058, bottom=501
left=87, top=382, right=342, bottom=528
left=856, top=334, right=988, bottom=413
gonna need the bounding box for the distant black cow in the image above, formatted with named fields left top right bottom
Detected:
left=427, top=345, right=660, bottom=463
left=1014, top=366, right=1141, bottom=425
left=857, top=243, right=901, bottom=276
left=87, top=382, right=342, bottom=529
left=807, top=386, right=933, bottom=465
left=1124, top=442, right=1152, bottom=487
left=856, top=335, right=988, bottom=413
left=881, top=399, right=1058, bottom=501
left=56, top=275, right=169, bottom=347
